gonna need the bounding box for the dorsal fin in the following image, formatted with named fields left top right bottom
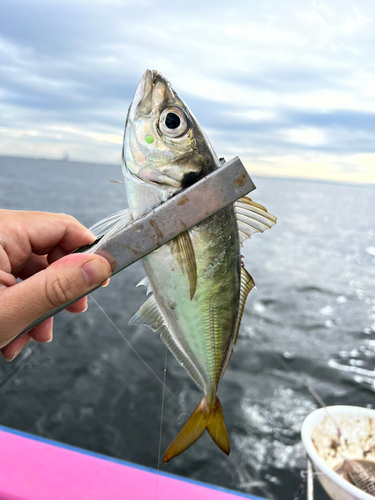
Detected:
left=220, top=267, right=255, bottom=378
left=128, top=294, right=164, bottom=331
left=170, top=232, right=197, bottom=300
left=234, top=197, right=276, bottom=246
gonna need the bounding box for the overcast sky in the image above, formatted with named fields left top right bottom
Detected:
left=1, top=0, right=375, bottom=183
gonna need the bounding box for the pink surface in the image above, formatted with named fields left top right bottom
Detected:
left=0, top=428, right=260, bottom=500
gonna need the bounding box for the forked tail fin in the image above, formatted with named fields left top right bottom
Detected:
left=163, top=397, right=230, bottom=463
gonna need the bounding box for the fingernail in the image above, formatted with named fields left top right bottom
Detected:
left=81, top=258, right=110, bottom=287
left=101, top=278, right=110, bottom=288
left=46, top=333, right=53, bottom=343
left=5, top=347, right=23, bottom=362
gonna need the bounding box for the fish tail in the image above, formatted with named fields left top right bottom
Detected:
left=163, top=397, right=230, bottom=463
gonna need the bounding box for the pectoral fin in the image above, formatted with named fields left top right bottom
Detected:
left=170, top=232, right=197, bottom=300
left=89, top=209, right=133, bottom=238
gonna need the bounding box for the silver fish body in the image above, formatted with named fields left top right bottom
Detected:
left=143, top=205, right=240, bottom=400
left=122, top=70, right=276, bottom=462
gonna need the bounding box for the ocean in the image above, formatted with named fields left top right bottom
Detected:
left=0, top=155, right=374, bottom=499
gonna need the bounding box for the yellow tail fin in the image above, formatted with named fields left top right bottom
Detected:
left=163, top=397, right=230, bottom=463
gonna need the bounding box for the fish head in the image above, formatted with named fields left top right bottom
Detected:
left=123, top=70, right=219, bottom=196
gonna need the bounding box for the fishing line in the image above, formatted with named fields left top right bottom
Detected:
left=228, top=330, right=374, bottom=500
left=155, top=347, right=168, bottom=500
left=293, top=462, right=316, bottom=500
left=88, top=297, right=274, bottom=497
left=293, top=460, right=375, bottom=499
left=259, top=341, right=375, bottom=496
left=88, top=296, right=178, bottom=401
left=246, top=331, right=375, bottom=494
left=87, top=298, right=345, bottom=496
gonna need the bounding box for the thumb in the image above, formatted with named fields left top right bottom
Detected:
left=0, top=254, right=112, bottom=346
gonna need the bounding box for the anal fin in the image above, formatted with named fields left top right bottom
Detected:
left=128, top=294, right=164, bottom=331
left=129, top=286, right=204, bottom=390
left=160, top=327, right=204, bottom=390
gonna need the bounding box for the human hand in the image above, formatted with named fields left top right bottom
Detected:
left=0, top=210, right=112, bottom=361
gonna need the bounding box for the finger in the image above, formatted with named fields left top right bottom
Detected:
left=18, top=258, right=89, bottom=312
left=28, top=318, right=54, bottom=343
left=5, top=211, right=96, bottom=256
left=65, top=296, right=87, bottom=314
left=0, top=270, right=17, bottom=288
left=47, top=245, right=67, bottom=264
left=1, top=211, right=97, bottom=276
left=0, top=245, right=10, bottom=273
left=27, top=213, right=96, bottom=254
left=1, top=332, right=31, bottom=362
left=1, top=318, right=54, bottom=362
left=16, top=254, right=49, bottom=280
left=0, top=253, right=112, bottom=349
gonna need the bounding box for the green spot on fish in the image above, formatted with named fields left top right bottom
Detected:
left=145, top=135, right=154, bottom=144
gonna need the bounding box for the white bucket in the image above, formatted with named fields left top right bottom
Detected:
left=301, top=405, right=375, bottom=500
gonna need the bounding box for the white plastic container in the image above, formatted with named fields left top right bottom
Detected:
left=301, top=405, right=375, bottom=500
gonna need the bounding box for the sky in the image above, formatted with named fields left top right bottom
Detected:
left=0, top=0, right=375, bottom=184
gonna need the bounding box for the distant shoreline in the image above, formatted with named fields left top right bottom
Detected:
left=0, top=154, right=374, bottom=188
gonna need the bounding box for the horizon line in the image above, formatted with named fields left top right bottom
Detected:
left=1, top=153, right=374, bottom=189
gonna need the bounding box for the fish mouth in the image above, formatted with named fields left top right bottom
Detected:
left=128, top=70, right=164, bottom=121
left=143, top=69, right=161, bottom=87
left=138, top=69, right=161, bottom=102
left=128, top=69, right=178, bottom=122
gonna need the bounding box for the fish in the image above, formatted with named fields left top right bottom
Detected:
left=342, top=459, right=375, bottom=496
left=90, top=70, right=276, bottom=463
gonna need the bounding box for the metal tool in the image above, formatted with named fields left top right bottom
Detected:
left=19, top=157, right=255, bottom=336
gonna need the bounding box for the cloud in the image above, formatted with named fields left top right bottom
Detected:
left=283, top=127, right=327, bottom=147
left=0, top=0, right=374, bottom=183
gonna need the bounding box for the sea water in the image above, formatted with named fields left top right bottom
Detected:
left=0, top=155, right=374, bottom=499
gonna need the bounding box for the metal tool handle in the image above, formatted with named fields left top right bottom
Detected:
left=18, top=157, right=255, bottom=336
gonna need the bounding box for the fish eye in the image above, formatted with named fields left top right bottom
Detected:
left=159, top=107, right=189, bottom=138
left=166, top=113, right=180, bottom=129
